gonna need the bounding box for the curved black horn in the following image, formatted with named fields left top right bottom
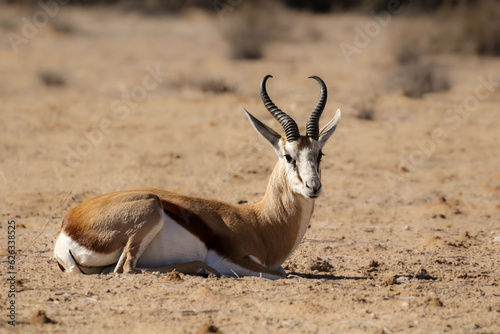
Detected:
left=306, top=75, right=327, bottom=141
left=260, top=75, right=300, bottom=142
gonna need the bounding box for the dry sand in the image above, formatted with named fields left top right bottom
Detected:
left=0, top=5, right=499, bottom=333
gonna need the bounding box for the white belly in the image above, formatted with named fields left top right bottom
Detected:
left=136, top=214, right=208, bottom=269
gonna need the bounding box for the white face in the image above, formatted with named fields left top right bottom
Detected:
left=281, top=137, right=324, bottom=199
left=243, top=107, right=340, bottom=200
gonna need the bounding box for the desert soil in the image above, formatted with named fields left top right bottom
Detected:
left=0, top=5, right=499, bottom=334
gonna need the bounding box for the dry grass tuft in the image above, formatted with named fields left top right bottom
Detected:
left=310, top=257, right=334, bottom=272
left=390, top=63, right=450, bottom=99
left=38, top=69, right=67, bottom=87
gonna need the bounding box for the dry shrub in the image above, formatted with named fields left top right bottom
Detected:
left=391, top=16, right=460, bottom=65
left=390, top=63, right=450, bottom=98
left=355, top=96, right=377, bottom=120
left=357, top=106, right=375, bottom=120
left=461, top=0, right=500, bottom=56
left=51, top=19, right=79, bottom=35
left=38, top=69, right=67, bottom=87
left=387, top=9, right=464, bottom=98
left=171, top=75, right=235, bottom=94
left=392, top=0, right=500, bottom=62
left=198, top=78, right=234, bottom=94
left=221, top=2, right=277, bottom=60
left=0, top=17, right=17, bottom=30
left=120, top=0, right=213, bottom=14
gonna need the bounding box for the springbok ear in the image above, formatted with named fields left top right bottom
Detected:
left=319, top=109, right=341, bottom=146
left=242, top=106, right=281, bottom=155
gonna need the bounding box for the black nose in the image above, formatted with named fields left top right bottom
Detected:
left=306, top=181, right=322, bottom=194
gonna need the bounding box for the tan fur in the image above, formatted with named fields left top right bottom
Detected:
left=59, top=158, right=312, bottom=274
left=62, top=193, right=162, bottom=254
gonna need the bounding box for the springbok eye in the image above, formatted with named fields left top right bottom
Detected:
left=284, top=154, right=296, bottom=168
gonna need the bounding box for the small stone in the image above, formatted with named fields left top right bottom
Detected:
left=383, top=276, right=397, bottom=286
left=195, top=323, right=223, bottom=334
left=428, top=297, right=444, bottom=307
left=31, top=310, right=57, bottom=324
left=165, top=270, right=184, bottom=282
left=396, top=276, right=410, bottom=284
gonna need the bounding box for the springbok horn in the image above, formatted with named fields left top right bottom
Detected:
left=260, top=75, right=300, bottom=142
left=306, top=75, right=327, bottom=141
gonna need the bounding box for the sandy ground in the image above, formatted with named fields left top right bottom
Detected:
left=1, top=5, right=499, bottom=333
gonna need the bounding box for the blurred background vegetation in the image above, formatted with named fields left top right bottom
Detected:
left=3, top=0, right=499, bottom=57
left=0, top=0, right=495, bottom=14
left=2, top=0, right=499, bottom=100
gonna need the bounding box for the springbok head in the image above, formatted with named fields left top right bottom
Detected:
left=243, top=75, right=341, bottom=199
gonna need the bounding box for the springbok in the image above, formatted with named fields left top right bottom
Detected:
left=54, top=75, right=341, bottom=279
